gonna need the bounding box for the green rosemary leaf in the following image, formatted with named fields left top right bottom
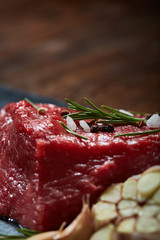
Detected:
left=60, top=122, right=88, bottom=140
left=130, top=111, right=150, bottom=116
left=115, top=112, right=146, bottom=123
left=102, top=105, right=146, bottom=123
left=64, top=112, right=99, bottom=121
left=101, top=105, right=123, bottom=114
left=114, top=129, right=160, bottom=137
left=65, top=98, right=95, bottom=113
left=24, top=98, right=39, bottom=110
left=84, top=98, right=118, bottom=119
left=66, top=116, right=98, bottom=121
left=97, top=120, right=132, bottom=125
left=17, top=228, right=40, bottom=236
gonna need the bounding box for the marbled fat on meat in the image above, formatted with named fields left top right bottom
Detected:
left=0, top=100, right=160, bottom=231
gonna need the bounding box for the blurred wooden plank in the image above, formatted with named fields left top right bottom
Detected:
left=0, top=0, right=159, bottom=112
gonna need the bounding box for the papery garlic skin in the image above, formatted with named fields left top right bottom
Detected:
left=27, top=201, right=93, bottom=240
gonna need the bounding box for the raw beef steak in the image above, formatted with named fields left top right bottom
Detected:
left=0, top=100, right=160, bottom=231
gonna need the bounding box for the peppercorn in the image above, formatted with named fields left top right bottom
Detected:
left=101, top=124, right=114, bottom=133
left=38, top=107, right=46, bottom=115
left=61, top=110, right=69, bottom=116
left=90, top=125, right=99, bottom=133
left=107, top=124, right=114, bottom=132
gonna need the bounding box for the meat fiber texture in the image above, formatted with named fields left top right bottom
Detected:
left=0, top=100, right=160, bottom=231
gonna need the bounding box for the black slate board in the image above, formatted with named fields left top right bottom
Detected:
left=0, top=84, right=66, bottom=234
left=0, top=84, right=67, bottom=109
left=0, top=219, right=21, bottom=235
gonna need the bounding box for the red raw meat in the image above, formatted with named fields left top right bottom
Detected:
left=0, top=100, right=160, bottom=231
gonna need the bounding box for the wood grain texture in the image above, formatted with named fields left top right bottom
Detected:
left=0, top=0, right=159, bottom=112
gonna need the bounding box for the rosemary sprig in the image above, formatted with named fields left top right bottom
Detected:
left=114, top=128, right=160, bottom=137
left=63, top=98, right=146, bottom=126
left=60, top=122, right=88, bottom=140
left=61, top=98, right=160, bottom=138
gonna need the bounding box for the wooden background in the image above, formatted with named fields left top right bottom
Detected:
left=0, top=0, right=159, bottom=112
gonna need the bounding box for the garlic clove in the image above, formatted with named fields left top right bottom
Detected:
left=117, top=217, right=136, bottom=233
left=92, top=202, right=117, bottom=229
left=138, top=172, right=160, bottom=197
left=137, top=191, right=148, bottom=203
left=116, top=232, right=160, bottom=240
left=119, top=207, right=139, bottom=218
left=118, top=200, right=139, bottom=218
left=140, top=205, right=160, bottom=217
left=89, top=224, right=115, bottom=240
left=100, top=184, right=122, bottom=204
left=136, top=217, right=160, bottom=234
left=149, top=188, right=160, bottom=204
left=122, top=178, right=137, bottom=200
left=118, top=200, right=137, bottom=210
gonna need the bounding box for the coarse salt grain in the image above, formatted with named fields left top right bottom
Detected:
left=66, top=116, right=77, bottom=131
left=79, top=120, right=90, bottom=133
left=119, top=109, right=133, bottom=116
left=146, top=113, right=160, bottom=128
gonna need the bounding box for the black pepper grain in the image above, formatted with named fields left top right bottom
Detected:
left=90, top=125, right=99, bottom=133
left=101, top=124, right=114, bottom=133
left=107, top=124, right=114, bottom=132
left=101, top=125, right=108, bottom=132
